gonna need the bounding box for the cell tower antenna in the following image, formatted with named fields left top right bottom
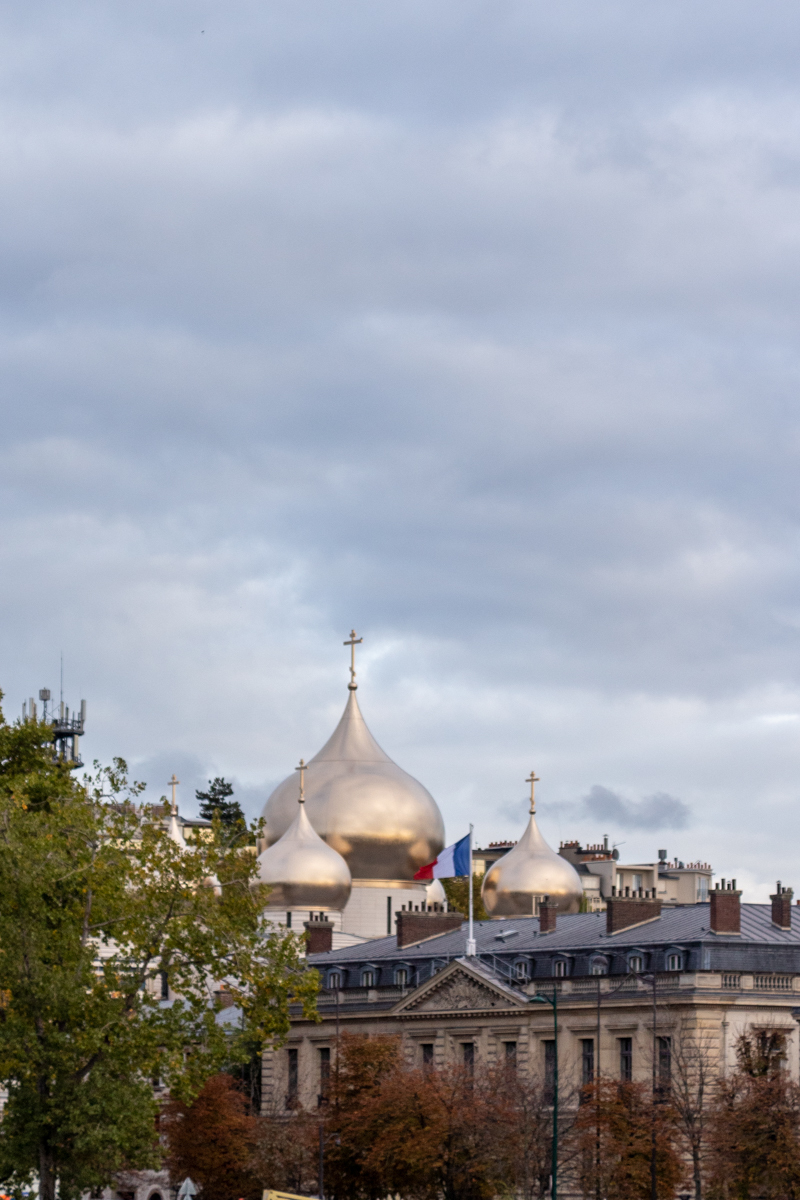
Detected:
left=60, top=652, right=63, bottom=705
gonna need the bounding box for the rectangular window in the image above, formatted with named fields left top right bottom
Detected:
left=396, top=968, right=408, bottom=987
left=619, top=1037, right=632, bottom=1082
left=387, top=896, right=392, bottom=935
left=544, top=1040, right=556, bottom=1103
left=362, top=970, right=375, bottom=988
left=633, top=874, right=642, bottom=892
left=581, top=1038, right=594, bottom=1086
left=657, top=1036, right=671, bottom=1085
left=286, top=911, right=292, bottom=928
left=159, top=971, right=169, bottom=1000
left=504, top=1041, right=517, bottom=1071
left=628, top=956, right=643, bottom=973
left=319, top=1047, right=330, bottom=1103
left=667, top=954, right=681, bottom=972
left=462, top=1043, right=475, bottom=1072
left=328, top=972, right=341, bottom=990
left=421, top=1043, right=434, bottom=1069
left=287, top=1047, right=298, bottom=1106
left=591, top=963, right=606, bottom=976
left=515, top=961, right=528, bottom=981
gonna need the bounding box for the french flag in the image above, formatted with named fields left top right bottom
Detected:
left=413, top=833, right=471, bottom=880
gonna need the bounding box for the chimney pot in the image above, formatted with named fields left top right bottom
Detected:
left=539, top=896, right=558, bottom=934
left=710, top=884, right=741, bottom=935
left=771, top=884, right=794, bottom=931
left=606, top=894, right=662, bottom=935
left=395, top=909, right=463, bottom=949
left=304, top=918, right=334, bottom=954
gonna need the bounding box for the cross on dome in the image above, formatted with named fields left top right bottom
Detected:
left=343, top=629, right=363, bottom=690
left=295, top=758, right=307, bottom=803
left=168, top=773, right=180, bottom=815
left=526, top=769, right=540, bottom=814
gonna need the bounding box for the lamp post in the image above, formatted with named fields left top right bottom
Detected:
left=531, top=986, right=559, bottom=1200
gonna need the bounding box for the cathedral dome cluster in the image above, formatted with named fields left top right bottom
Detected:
left=257, top=632, right=580, bottom=928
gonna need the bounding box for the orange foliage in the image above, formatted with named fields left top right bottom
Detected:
left=162, top=1074, right=259, bottom=1200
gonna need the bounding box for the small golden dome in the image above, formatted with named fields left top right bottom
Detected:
left=256, top=794, right=352, bottom=912
left=482, top=773, right=583, bottom=916
left=262, top=687, right=445, bottom=881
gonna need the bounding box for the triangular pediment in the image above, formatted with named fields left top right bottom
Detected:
left=392, top=958, right=529, bottom=1016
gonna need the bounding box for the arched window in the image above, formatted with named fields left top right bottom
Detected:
left=514, top=959, right=529, bottom=981
left=328, top=971, right=342, bottom=990
left=667, top=953, right=682, bottom=972
left=361, top=968, right=376, bottom=988
left=590, top=956, right=608, bottom=976
left=553, top=959, right=568, bottom=978
left=395, top=967, right=408, bottom=987
left=628, top=955, right=643, bottom=973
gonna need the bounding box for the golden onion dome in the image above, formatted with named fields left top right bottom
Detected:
left=482, top=772, right=583, bottom=916
left=256, top=781, right=352, bottom=912
left=262, top=685, right=445, bottom=881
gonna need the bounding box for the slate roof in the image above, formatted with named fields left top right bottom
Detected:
left=309, top=905, right=800, bottom=979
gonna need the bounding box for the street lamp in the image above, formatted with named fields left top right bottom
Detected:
left=531, top=986, right=559, bottom=1200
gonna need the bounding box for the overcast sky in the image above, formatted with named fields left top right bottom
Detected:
left=3, top=0, right=800, bottom=899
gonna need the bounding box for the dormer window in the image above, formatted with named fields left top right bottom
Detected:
left=514, top=960, right=529, bottom=981
left=361, top=969, right=376, bottom=988
left=667, top=953, right=682, bottom=972
left=553, top=960, right=568, bottom=978
left=628, top=955, right=643, bottom=973
left=328, top=971, right=342, bottom=990
left=395, top=967, right=408, bottom=987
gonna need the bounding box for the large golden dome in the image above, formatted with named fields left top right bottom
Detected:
left=482, top=774, right=583, bottom=916
left=256, top=792, right=352, bottom=912
left=262, top=686, right=445, bottom=881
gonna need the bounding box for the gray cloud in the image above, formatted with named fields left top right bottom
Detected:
left=2, top=0, right=800, bottom=898
left=575, top=785, right=691, bottom=833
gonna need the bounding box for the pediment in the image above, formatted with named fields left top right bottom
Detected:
left=393, top=959, right=528, bottom=1016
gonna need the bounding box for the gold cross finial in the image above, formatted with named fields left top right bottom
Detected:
left=526, top=769, right=540, bottom=814
left=295, top=758, right=307, bottom=803
left=168, top=773, right=180, bottom=815
left=343, top=629, right=363, bottom=690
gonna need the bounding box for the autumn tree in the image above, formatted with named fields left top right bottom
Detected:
left=570, top=1078, right=685, bottom=1200
left=251, top=1103, right=319, bottom=1197
left=669, top=1020, right=718, bottom=1200
left=706, top=1029, right=800, bottom=1200
left=163, top=1074, right=259, bottom=1200
left=0, top=700, right=318, bottom=1200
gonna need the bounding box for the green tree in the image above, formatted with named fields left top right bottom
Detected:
left=442, top=875, right=488, bottom=922
left=0, top=698, right=318, bottom=1200
left=196, top=777, right=250, bottom=844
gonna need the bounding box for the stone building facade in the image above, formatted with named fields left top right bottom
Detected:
left=263, top=887, right=800, bottom=1111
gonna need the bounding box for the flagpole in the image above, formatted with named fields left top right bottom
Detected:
left=466, top=823, right=476, bottom=956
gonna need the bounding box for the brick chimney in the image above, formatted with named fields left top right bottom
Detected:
left=709, top=879, right=741, bottom=935
left=304, top=916, right=334, bottom=954
left=538, top=895, right=558, bottom=934
left=396, top=910, right=463, bottom=949
left=771, top=882, right=793, bottom=931
left=606, top=889, right=662, bottom=935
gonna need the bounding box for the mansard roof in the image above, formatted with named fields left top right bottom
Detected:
left=310, top=904, right=800, bottom=969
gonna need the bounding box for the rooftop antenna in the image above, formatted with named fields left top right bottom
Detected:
left=47, top=653, right=87, bottom=771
